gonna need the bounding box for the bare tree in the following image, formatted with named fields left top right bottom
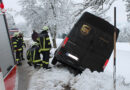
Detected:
left=125, top=0, right=130, bottom=21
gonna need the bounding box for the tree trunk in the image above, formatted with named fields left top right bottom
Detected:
left=50, top=0, right=57, bottom=48
left=53, top=25, right=57, bottom=48
left=52, top=38, right=57, bottom=48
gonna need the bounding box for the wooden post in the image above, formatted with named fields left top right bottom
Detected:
left=113, top=7, right=117, bottom=90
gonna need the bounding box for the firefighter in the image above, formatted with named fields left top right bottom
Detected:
left=26, top=43, right=42, bottom=68
left=18, top=32, right=26, bottom=60
left=37, top=26, right=52, bottom=69
left=12, top=32, right=22, bottom=65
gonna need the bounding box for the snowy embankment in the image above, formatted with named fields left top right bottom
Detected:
left=105, top=42, right=130, bottom=83
left=28, top=68, right=130, bottom=90
left=24, top=38, right=130, bottom=90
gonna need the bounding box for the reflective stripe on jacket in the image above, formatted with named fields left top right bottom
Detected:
left=12, top=36, right=18, bottom=50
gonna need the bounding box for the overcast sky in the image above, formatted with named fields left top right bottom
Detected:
left=3, top=0, right=26, bottom=24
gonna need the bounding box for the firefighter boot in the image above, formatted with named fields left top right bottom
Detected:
left=43, top=64, right=51, bottom=69
left=27, top=62, right=32, bottom=66
left=22, top=58, right=25, bottom=60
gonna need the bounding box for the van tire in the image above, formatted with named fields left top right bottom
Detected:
left=52, top=57, right=57, bottom=65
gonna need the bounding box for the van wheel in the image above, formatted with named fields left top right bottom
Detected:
left=52, top=57, right=57, bottom=65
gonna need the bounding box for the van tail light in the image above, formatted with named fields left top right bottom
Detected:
left=62, top=37, right=69, bottom=47
left=103, top=59, right=109, bottom=70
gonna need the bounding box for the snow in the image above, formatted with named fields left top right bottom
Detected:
left=105, top=42, right=130, bottom=83
left=23, top=38, right=130, bottom=90
left=105, top=0, right=127, bottom=26
left=70, top=69, right=130, bottom=90
left=116, top=43, right=130, bottom=51
left=28, top=67, right=74, bottom=90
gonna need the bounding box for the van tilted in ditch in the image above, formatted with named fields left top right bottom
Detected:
left=52, top=12, right=119, bottom=72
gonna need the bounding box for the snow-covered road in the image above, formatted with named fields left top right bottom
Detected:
left=17, top=47, right=33, bottom=90
left=17, top=61, right=30, bottom=90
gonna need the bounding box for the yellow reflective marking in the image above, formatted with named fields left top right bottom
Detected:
left=14, top=45, right=17, bottom=47
left=48, top=42, right=51, bottom=45
left=18, top=48, right=22, bottom=51
left=13, top=42, right=17, bottom=44
left=33, top=50, right=35, bottom=60
left=16, top=59, right=19, bottom=61
left=33, top=60, right=42, bottom=63
left=46, top=37, right=50, bottom=40
left=42, top=61, right=49, bottom=64
left=43, top=38, right=45, bottom=49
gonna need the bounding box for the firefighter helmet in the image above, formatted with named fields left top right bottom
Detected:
left=13, top=32, right=19, bottom=37
left=42, top=26, right=49, bottom=31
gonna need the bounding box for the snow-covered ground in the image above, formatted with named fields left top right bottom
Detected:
left=105, top=42, right=130, bottom=83
left=23, top=38, right=130, bottom=90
